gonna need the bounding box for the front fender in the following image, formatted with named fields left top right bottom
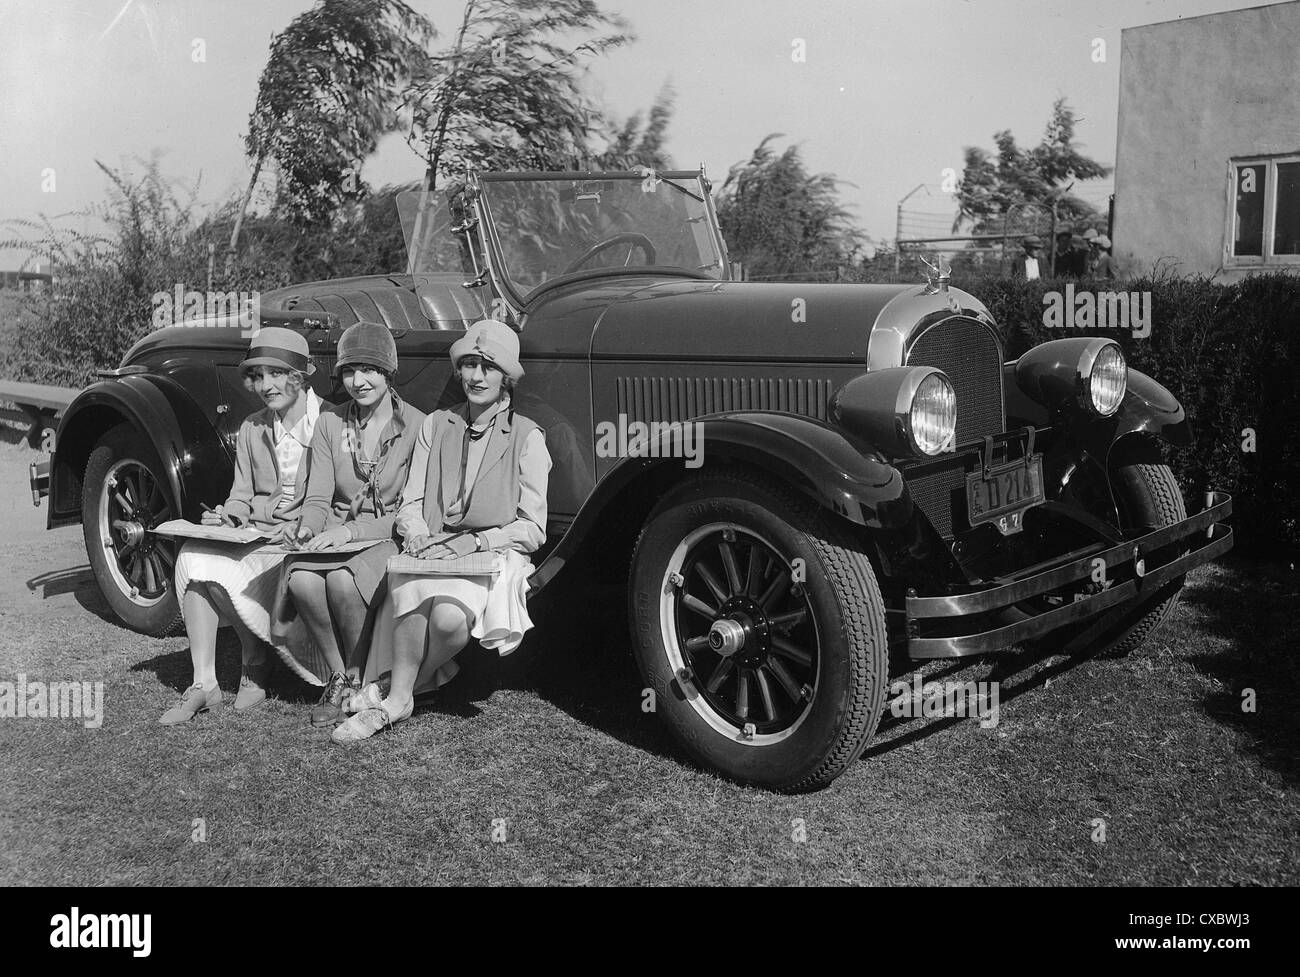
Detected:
left=522, top=407, right=909, bottom=592
left=48, top=375, right=231, bottom=528
left=528, top=412, right=911, bottom=592
left=1067, top=368, right=1190, bottom=474
left=691, top=412, right=911, bottom=527
left=1106, top=368, right=1190, bottom=448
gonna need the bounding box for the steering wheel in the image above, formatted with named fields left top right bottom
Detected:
left=562, top=233, right=657, bottom=275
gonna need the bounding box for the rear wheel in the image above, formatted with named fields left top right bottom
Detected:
left=82, top=424, right=183, bottom=636
left=629, top=470, right=888, bottom=791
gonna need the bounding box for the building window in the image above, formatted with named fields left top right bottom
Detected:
left=1229, top=156, right=1300, bottom=264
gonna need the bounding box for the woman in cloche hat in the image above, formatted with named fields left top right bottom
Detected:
left=161, top=328, right=324, bottom=724
left=269, top=321, right=428, bottom=727
left=332, top=320, right=553, bottom=743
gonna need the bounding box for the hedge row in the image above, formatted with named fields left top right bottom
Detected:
left=961, top=272, right=1300, bottom=559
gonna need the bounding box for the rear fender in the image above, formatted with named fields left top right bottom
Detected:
left=48, top=375, right=231, bottom=528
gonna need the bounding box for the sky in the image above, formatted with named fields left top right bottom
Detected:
left=0, top=0, right=1289, bottom=268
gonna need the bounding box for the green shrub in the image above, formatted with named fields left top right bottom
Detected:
left=0, top=161, right=417, bottom=387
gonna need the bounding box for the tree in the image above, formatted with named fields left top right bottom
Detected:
left=232, top=0, right=434, bottom=247
left=715, top=135, right=864, bottom=281
left=593, top=83, right=675, bottom=170
left=404, top=0, right=631, bottom=192
left=955, top=98, right=1111, bottom=236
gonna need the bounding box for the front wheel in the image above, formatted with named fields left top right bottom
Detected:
left=82, top=424, right=183, bottom=636
left=629, top=470, right=888, bottom=791
left=1048, top=444, right=1187, bottom=659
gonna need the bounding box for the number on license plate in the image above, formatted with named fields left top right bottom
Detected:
left=966, top=455, right=1044, bottom=534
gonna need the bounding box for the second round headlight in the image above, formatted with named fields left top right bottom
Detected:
left=1089, top=343, right=1127, bottom=416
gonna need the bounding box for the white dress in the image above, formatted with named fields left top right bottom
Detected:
left=363, top=414, right=548, bottom=693
left=173, top=397, right=326, bottom=686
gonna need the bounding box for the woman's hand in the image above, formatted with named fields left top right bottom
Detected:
left=304, top=527, right=352, bottom=551
left=404, top=533, right=433, bottom=555
left=200, top=505, right=227, bottom=526
left=267, top=523, right=299, bottom=548
left=405, top=534, right=452, bottom=559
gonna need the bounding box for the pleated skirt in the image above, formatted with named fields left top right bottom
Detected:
left=173, top=540, right=325, bottom=687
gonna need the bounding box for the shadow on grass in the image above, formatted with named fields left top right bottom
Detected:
left=866, top=644, right=1091, bottom=757
left=26, top=563, right=95, bottom=598
left=494, top=570, right=681, bottom=762
left=129, top=625, right=495, bottom=722
left=491, top=565, right=1129, bottom=773
left=1177, top=554, right=1299, bottom=786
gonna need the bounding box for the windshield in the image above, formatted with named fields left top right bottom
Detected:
left=477, top=172, right=728, bottom=300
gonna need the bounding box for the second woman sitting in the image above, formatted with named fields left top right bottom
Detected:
left=273, top=321, right=426, bottom=727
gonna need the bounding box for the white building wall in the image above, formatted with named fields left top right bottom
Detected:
left=1114, top=1, right=1300, bottom=279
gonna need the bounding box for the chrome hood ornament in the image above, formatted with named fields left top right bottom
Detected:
left=919, top=253, right=961, bottom=312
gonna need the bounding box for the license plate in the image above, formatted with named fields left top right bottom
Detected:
left=966, top=455, right=1044, bottom=535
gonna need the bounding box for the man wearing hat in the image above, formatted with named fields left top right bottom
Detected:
left=1089, top=234, right=1117, bottom=279
left=333, top=319, right=553, bottom=743
left=1010, top=235, right=1045, bottom=281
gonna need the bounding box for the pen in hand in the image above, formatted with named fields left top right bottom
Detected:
left=200, top=502, right=235, bottom=527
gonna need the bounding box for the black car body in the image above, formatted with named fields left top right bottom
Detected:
left=35, top=169, right=1233, bottom=789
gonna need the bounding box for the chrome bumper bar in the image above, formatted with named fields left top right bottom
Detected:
left=905, top=491, right=1233, bottom=658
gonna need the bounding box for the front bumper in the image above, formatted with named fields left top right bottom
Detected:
left=905, top=491, right=1233, bottom=658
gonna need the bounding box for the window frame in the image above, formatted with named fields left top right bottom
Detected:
left=1226, top=154, right=1300, bottom=267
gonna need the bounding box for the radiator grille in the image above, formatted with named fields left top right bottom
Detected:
left=906, top=317, right=1004, bottom=445
left=903, top=317, right=1005, bottom=538
left=904, top=454, right=969, bottom=540
left=615, top=376, right=833, bottom=423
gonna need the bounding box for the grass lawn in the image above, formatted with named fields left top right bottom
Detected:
left=1, top=432, right=1296, bottom=885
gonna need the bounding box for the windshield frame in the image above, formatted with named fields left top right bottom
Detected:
left=470, top=169, right=732, bottom=318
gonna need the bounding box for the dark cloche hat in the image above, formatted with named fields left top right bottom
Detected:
left=335, top=320, right=398, bottom=377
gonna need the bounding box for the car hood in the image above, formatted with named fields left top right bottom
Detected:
left=582, top=278, right=995, bottom=368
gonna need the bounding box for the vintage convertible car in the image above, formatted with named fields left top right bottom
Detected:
left=34, top=169, right=1233, bottom=789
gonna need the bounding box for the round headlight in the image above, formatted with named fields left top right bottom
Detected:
left=910, top=371, right=956, bottom=455
left=1089, top=343, right=1127, bottom=416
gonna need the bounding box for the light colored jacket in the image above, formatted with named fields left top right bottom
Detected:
left=223, top=390, right=321, bottom=527
left=298, top=392, right=427, bottom=540
left=394, top=404, right=550, bottom=554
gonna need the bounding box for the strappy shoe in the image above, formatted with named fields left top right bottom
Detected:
left=341, top=678, right=388, bottom=715
left=159, top=683, right=223, bottom=725
left=330, top=700, right=413, bottom=744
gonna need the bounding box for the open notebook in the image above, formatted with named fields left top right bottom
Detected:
left=152, top=519, right=271, bottom=545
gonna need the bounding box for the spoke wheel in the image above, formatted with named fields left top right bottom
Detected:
left=630, top=470, right=888, bottom=792
left=665, top=524, right=817, bottom=741
left=82, top=425, right=183, bottom=636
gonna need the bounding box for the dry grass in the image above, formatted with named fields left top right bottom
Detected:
left=2, top=541, right=1296, bottom=885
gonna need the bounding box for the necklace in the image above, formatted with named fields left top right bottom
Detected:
left=465, top=404, right=501, bottom=442
left=466, top=418, right=494, bottom=442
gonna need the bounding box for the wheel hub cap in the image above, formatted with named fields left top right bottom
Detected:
left=707, top=618, right=746, bottom=657
left=115, top=520, right=145, bottom=547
